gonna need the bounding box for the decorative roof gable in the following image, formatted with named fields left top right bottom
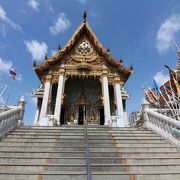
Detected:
left=34, top=13, right=132, bottom=84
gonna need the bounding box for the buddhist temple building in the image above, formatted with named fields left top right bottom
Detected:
left=33, top=13, right=132, bottom=127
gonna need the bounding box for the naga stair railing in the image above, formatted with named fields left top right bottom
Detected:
left=142, top=99, right=180, bottom=148
left=0, top=96, right=25, bottom=137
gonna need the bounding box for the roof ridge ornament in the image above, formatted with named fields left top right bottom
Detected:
left=106, top=47, right=110, bottom=53
left=172, top=38, right=180, bottom=70
left=33, top=61, right=36, bottom=67
left=130, top=65, right=133, bottom=71
left=83, top=11, right=87, bottom=23
left=58, top=44, right=61, bottom=52
left=45, top=54, right=48, bottom=60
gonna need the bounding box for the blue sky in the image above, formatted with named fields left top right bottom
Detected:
left=0, top=0, right=180, bottom=125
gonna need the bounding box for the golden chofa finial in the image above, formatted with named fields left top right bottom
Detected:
left=83, top=11, right=87, bottom=23
left=130, top=65, right=133, bottom=71
left=172, top=38, right=180, bottom=55
left=58, top=44, right=61, bottom=51
left=106, top=47, right=110, bottom=53
left=33, top=61, right=36, bottom=67
left=45, top=54, right=48, bottom=60
left=178, top=48, right=180, bottom=58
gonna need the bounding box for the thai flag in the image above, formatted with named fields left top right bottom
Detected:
left=9, top=69, right=17, bottom=80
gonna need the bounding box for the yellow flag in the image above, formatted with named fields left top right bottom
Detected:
left=172, top=75, right=180, bottom=96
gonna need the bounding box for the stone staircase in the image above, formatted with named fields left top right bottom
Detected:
left=0, top=125, right=180, bottom=180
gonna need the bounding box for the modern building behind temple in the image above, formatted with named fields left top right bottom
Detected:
left=33, top=13, right=132, bottom=127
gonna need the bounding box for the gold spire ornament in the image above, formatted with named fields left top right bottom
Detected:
left=83, top=11, right=87, bottom=22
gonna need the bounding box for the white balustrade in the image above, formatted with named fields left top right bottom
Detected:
left=142, top=99, right=180, bottom=147
left=110, top=116, right=118, bottom=127
left=0, top=96, right=25, bottom=137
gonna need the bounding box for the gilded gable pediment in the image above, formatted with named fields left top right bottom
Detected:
left=63, top=37, right=102, bottom=67
left=34, top=20, right=132, bottom=85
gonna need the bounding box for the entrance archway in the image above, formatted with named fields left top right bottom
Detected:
left=62, top=77, right=104, bottom=125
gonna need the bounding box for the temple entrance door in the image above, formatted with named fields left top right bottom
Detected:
left=64, top=77, right=102, bottom=125
left=60, top=106, right=65, bottom=124
left=100, top=107, right=105, bottom=125
left=78, top=105, right=86, bottom=125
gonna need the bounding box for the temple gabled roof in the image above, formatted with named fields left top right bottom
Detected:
left=34, top=14, right=132, bottom=83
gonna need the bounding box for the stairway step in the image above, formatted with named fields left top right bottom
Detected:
left=0, top=171, right=87, bottom=180
left=11, top=132, right=85, bottom=135
left=88, top=134, right=158, bottom=137
left=91, top=157, right=180, bottom=164
left=92, top=171, right=180, bottom=180
left=0, top=125, right=179, bottom=180
left=0, top=157, right=86, bottom=164
left=0, top=143, right=172, bottom=148
left=0, top=144, right=86, bottom=148
left=0, top=164, right=87, bottom=171
left=0, top=147, right=86, bottom=151
left=90, top=163, right=180, bottom=171
left=1, top=171, right=180, bottom=180
left=6, top=135, right=85, bottom=139
left=90, top=147, right=177, bottom=152
left=1, top=138, right=86, bottom=142
left=90, top=152, right=180, bottom=157
left=0, top=152, right=86, bottom=157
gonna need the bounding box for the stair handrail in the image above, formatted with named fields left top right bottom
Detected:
left=0, top=96, right=26, bottom=137
left=142, top=99, right=180, bottom=147
left=84, top=106, right=92, bottom=180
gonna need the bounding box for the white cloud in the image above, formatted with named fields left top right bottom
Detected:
left=154, top=71, right=169, bottom=86
left=28, top=0, right=39, bottom=12
left=77, top=0, right=87, bottom=4
left=0, top=5, right=22, bottom=32
left=0, top=6, right=6, bottom=20
left=24, top=40, right=48, bottom=61
left=0, top=58, right=12, bottom=73
left=50, top=13, right=71, bottom=35
left=156, top=14, right=180, bottom=54
left=51, top=50, right=57, bottom=56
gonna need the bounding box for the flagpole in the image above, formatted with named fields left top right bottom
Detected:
left=162, top=84, right=178, bottom=118
left=5, top=79, right=13, bottom=107
left=160, top=88, right=176, bottom=117
left=169, top=81, right=179, bottom=116
left=145, top=83, right=158, bottom=101
left=0, top=84, right=7, bottom=97
left=143, top=86, right=156, bottom=105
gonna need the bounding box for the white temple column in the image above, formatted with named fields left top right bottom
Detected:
left=34, top=98, right=42, bottom=125
left=39, top=76, right=51, bottom=121
left=102, top=69, right=111, bottom=126
left=114, top=77, right=124, bottom=127
left=123, top=100, right=129, bottom=127
left=54, top=69, right=65, bottom=124
left=34, top=106, right=40, bottom=125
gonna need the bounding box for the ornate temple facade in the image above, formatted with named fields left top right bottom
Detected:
left=33, top=14, right=132, bottom=127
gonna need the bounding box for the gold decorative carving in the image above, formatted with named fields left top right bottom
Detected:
left=70, top=39, right=99, bottom=63
left=45, top=75, right=52, bottom=82
left=76, top=40, right=93, bottom=56
left=108, top=77, right=114, bottom=85
left=102, top=69, right=108, bottom=76
left=76, top=62, right=92, bottom=70
left=65, top=69, right=102, bottom=78
left=52, top=75, right=59, bottom=83
left=114, top=76, right=121, bottom=83
left=59, top=68, right=65, bottom=75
